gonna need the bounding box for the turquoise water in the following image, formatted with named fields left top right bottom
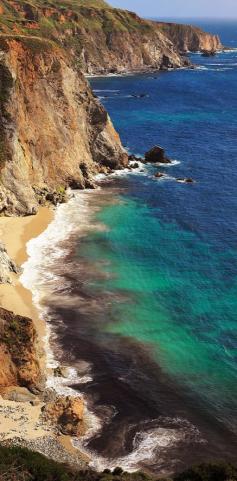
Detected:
left=79, top=193, right=237, bottom=433
left=41, top=21, right=237, bottom=472
left=86, top=21, right=237, bottom=446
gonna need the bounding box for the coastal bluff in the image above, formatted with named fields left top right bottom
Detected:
left=0, top=1, right=223, bottom=215
left=0, top=37, right=127, bottom=216
left=156, top=22, right=222, bottom=54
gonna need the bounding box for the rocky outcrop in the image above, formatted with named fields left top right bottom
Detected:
left=43, top=395, right=85, bottom=436
left=0, top=37, right=127, bottom=216
left=0, top=242, right=20, bottom=283
left=154, top=172, right=165, bottom=179
left=145, top=145, right=171, bottom=164
left=156, top=22, right=223, bottom=54
left=0, top=307, right=42, bottom=390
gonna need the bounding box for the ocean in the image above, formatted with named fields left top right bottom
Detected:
left=21, top=20, right=237, bottom=476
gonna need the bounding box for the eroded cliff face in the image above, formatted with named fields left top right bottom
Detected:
left=156, top=22, right=223, bottom=54
left=0, top=37, right=127, bottom=216
left=71, top=10, right=187, bottom=74
left=0, top=307, right=42, bottom=390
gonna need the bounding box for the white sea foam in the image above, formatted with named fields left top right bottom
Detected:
left=19, top=191, right=103, bottom=446
left=20, top=191, right=100, bottom=391
left=94, top=89, right=120, bottom=93
left=157, top=159, right=181, bottom=167
left=19, top=188, right=202, bottom=471
left=73, top=417, right=203, bottom=472
left=223, top=48, right=237, bottom=53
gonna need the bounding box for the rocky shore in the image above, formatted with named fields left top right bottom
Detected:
left=0, top=207, right=91, bottom=468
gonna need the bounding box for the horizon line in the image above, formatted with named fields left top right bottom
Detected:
left=146, top=16, right=237, bottom=20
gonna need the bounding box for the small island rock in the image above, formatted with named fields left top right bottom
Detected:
left=145, top=145, right=171, bottom=164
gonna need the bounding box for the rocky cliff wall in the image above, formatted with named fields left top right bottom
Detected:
left=0, top=37, right=127, bottom=216
left=0, top=307, right=42, bottom=390
left=71, top=9, right=187, bottom=74
left=156, top=22, right=223, bottom=53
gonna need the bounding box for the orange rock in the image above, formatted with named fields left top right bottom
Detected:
left=0, top=308, right=42, bottom=391
left=44, top=396, right=86, bottom=437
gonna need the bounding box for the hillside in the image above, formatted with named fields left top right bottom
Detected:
left=0, top=445, right=236, bottom=481
left=0, top=1, right=223, bottom=76
left=0, top=0, right=186, bottom=74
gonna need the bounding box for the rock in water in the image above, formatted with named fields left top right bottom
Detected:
left=201, top=50, right=216, bottom=57
left=176, top=178, right=195, bottom=183
left=154, top=172, right=165, bottom=178
left=145, top=146, right=171, bottom=164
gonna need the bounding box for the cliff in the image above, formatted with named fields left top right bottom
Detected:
left=0, top=2, right=223, bottom=216
left=0, top=1, right=222, bottom=77
left=0, top=36, right=127, bottom=216
left=0, top=307, right=42, bottom=390
left=156, top=22, right=223, bottom=54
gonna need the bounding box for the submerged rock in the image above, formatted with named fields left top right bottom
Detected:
left=201, top=50, right=216, bottom=57
left=154, top=172, right=165, bottom=178
left=130, top=162, right=140, bottom=169
left=145, top=145, right=171, bottom=164
left=131, top=93, right=149, bottom=98
left=176, top=177, right=195, bottom=183
left=128, top=154, right=143, bottom=163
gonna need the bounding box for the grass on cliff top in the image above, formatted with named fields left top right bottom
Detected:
left=0, top=446, right=237, bottom=481
left=0, top=0, right=152, bottom=40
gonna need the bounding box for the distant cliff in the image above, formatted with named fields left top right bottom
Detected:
left=156, top=22, right=223, bottom=54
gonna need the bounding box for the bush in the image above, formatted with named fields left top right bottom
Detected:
left=174, top=462, right=237, bottom=481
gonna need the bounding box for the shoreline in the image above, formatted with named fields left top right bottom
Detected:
left=0, top=206, right=89, bottom=467
left=0, top=207, right=54, bottom=377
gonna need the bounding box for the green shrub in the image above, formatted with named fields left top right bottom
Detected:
left=174, top=463, right=237, bottom=481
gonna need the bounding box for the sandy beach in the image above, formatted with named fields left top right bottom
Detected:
left=0, top=208, right=54, bottom=442
left=0, top=207, right=53, bottom=322
left=0, top=207, right=88, bottom=467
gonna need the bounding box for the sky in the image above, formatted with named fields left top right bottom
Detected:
left=108, top=0, right=237, bottom=18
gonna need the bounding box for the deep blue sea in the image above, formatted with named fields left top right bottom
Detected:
left=27, top=20, right=237, bottom=475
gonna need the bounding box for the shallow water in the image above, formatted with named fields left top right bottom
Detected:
left=22, top=20, right=237, bottom=475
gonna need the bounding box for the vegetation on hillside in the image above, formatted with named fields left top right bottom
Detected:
left=0, top=0, right=152, bottom=42
left=0, top=446, right=236, bottom=481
